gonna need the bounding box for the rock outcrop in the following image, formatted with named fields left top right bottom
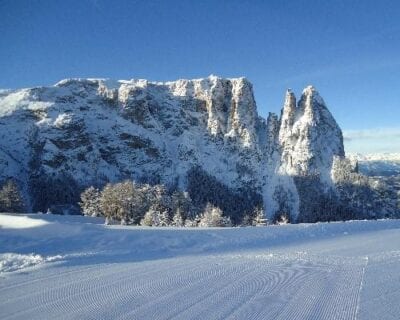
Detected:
left=0, top=76, right=397, bottom=221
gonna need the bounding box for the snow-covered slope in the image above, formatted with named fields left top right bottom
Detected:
left=1, top=213, right=400, bottom=319
left=0, top=76, right=397, bottom=221
left=350, top=153, right=400, bottom=176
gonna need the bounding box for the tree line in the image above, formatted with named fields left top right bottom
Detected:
left=79, top=180, right=268, bottom=227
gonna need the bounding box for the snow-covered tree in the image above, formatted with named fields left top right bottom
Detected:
left=253, top=206, right=268, bottom=226
left=221, top=215, right=233, bottom=227
left=0, top=179, right=25, bottom=213
left=159, top=210, right=171, bottom=227
left=99, top=183, right=120, bottom=223
left=172, top=208, right=184, bottom=227
left=140, top=206, right=162, bottom=226
left=241, top=214, right=253, bottom=226
left=171, top=190, right=193, bottom=220
left=99, top=180, right=148, bottom=224
left=79, top=186, right=101, bottom=217
left=199, top=203, right=230, bottom=227
left=276, top=213, right=289, bottom=225
left=184, top=215, right=199, bottom=227
left=140, top=210, right=154, bottom=226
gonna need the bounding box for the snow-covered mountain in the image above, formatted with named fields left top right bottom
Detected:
left=350, top=153, right=400, bottom=176
left=0, top=76, right=397, bottom=221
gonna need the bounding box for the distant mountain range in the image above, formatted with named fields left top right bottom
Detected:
left=350, top=153, right=400, bottom=176
left=0, top=76, right=398, bottom=221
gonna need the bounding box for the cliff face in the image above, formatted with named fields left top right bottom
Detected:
left=0, top=76, right=396, bottom=221
left=279, top=86, right=344, bottom=178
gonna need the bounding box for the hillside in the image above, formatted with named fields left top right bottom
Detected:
left=0, top=76, right=398, bottom=222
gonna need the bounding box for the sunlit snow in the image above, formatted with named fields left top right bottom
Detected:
left=0, top=213, right=399, bottom=319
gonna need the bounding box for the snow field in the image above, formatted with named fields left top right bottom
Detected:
left=0, top=214, right=400, bottom=319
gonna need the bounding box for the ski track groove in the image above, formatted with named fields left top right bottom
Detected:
left=1, top=220, right=400, bottom=320
left=0, top=253, right=367, bottom=320
left=118, top=260, right=258, bottom=320
left=1, top=257, right=209, bottom=320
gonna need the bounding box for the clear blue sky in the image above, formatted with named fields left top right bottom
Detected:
left=1, top=0, right=399, bottom=153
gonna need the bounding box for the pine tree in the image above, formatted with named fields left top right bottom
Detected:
left=140, top=210, right=154, bottom=226
left=140, top=206, right=162, bottom=226
left=171, top=190, right=193, bottom=220
left=241, top=214, right=253, bottom=226
left=254, top=206, right=268, bottom=226
left=276, top=213, right=289, bottom=225
left=0, top=179, right=25, bottom=213
left=199, top=203, right=226, bottom=227
left=159, top=210, right=171, bottom=226
left=172, top=208, right=184, bottom=227
left=79, top=186, right=101, bottom=217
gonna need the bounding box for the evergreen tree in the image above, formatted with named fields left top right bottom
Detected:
left=140, top=209, right=154, bottom=226
left=276, top=213, right=289, bottom=225
left=0, top=179, right=25, bottom=213
left=79, top=186, right=101, bottom=217
left=140, top=206, right=162, bottom=226
left=172, top=208, right=184, bottom=227
left=199, top=203, right=227, bottom=227
left=159, top=210, right=171, bottom=227
left=241, top=214, right=253, bottom=226
left=254, top=206, right=268, bottom=226
left=171, top=191, right=193, bottom=220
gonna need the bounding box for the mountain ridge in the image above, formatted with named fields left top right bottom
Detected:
left=0, top=76, right=397, bottom=222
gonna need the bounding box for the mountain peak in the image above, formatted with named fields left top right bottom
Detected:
left=300, top=85, right=325, bottom=107
left=0, top=75, right=393, bottom=222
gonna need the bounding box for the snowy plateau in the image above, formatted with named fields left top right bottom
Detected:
left=0, top=76, right=398, bottom=222
left=1, top=213, right=400, bottom=319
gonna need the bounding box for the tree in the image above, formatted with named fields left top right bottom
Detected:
left=0, top=179, right=25, bottom=213
left=171, top=191, right=193, bottom=220
left=276, top=213, right=289, bottom=225
left=241, top=214, right=253, bottom=226
left=99, top=180, right=148, bottom=225
left=253, top=206, right=268, bottom=226
left=140, top=206, right=162, bottom=226
left=172, top=208, right=184, bottom=227
left=99, top=183, right=119, bottom=224
left=184, top=215, right=199, bottom=227
left=198, top=203, right=231, bottom=227
left=79, top=186, right=101, bottom=217
left=140, top=209, right=154, bottom=226
left=29, top=172, right=80, bottom=213
left=159, top=210, right=171, bottom=227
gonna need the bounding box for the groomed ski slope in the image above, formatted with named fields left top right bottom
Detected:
left=0, top=214, right=399, bottom=320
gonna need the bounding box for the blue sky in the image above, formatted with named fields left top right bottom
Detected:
left=1, top=0, right=399, bottom=154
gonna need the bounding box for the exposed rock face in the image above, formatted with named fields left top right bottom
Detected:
left=279, top=86, right=344, bottom=179
left=0, top=76, right=397, bottom=221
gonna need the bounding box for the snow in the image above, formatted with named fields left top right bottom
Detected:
left=0, top=253, right=62, bottom=273
left=352, top=153, right=400, bottom=162
left=0, top=213, right=399, bottom=319
left=0, top=214, right=50, bottom=229
left=53, top=113, right=73, bottom=128
left=350, top=153, right=400, bottom=176
left=0, top=76, right=370, bottom=221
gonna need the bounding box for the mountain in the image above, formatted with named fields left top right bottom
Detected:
left=350, top=153, right=400, bottom=176
left=0, top=76, right=398, bottom=222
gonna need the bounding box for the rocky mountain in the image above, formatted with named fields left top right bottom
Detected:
left=0, top=76, right=398, bottom=222
left=351, top=153, right=400, bottom=176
